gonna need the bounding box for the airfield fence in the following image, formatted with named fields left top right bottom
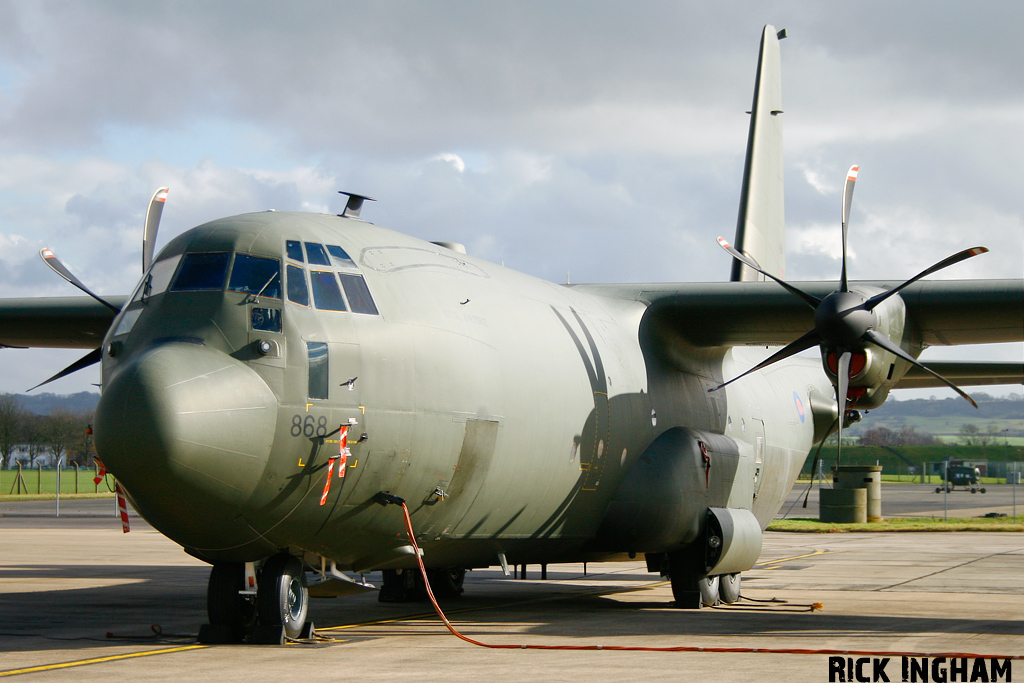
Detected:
left=1, top=463, right=110, bottom=496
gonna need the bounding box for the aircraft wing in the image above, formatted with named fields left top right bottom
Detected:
left=0, top=296, right=128, bottom=349
left=894, top=361, right=1024, bottom=389
left=575, top=279, right=1023, bottom=348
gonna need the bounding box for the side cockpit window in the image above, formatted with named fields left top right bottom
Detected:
left=338, top=273, right=378, bottom=315
left=286, top=265, right=310, bottom=307
left=304, top=242, right=331, bottom=266
left=286, top=240, right=304, bottom=262
left=285, top=239, right=380, bottom=315
left=326, top=245, right=355, bottom=268
left=228, top=254, right=281, bottom=299
left=310, top=271, right=347, bottom=311
left=171, top=252, right=230, bottom=291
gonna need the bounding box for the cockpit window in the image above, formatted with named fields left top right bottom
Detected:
left=228, top=254, right=281, bottom=299
left=309, top=271, right=347, bottom=311
left=326, top=245, right=356, bottom=268
left=338, top=273, right=379, bottom=315
left=130, top=254, right=182, bottom=305
left=170, top=252, right=230, bottom=291
left=286, top=240, right=304, bottom=262
left=304, top=242, right=331, bottom=266
left=286, top=265, right=310, bottom=307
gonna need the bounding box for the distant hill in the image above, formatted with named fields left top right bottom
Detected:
left=9, top=391, right=100, bottom=415
left=849, top=392, right=1023, bottom=437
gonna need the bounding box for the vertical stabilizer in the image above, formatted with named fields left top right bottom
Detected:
left=731, top=26, right=785, bottom=282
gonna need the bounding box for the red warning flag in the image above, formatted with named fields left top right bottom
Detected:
left=94, top=458, right=107, bottom=486
left=115, top=481, right=130, bottom=533
left=319, top=456, right=340, bottom=505
left=337, top=426, right=350, bottom=479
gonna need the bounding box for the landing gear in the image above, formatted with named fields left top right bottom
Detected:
left=719, top=573, right=741, bottom=604
left=199, top=554, right=311, bottom=645
left=202, top=562, right=256, bottom=643
left=379, top=567, right=466, bottom=602
left=427, top=568, right=466, bottom=598
left=256, top=554, right=309, bottom=640
left=666, top=551, right=715, bottom=608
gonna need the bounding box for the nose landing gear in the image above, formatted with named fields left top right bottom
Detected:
left=198, top=553, right=312, bottom=645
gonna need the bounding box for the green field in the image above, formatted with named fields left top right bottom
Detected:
left=1, top=466, right=113, bottom=496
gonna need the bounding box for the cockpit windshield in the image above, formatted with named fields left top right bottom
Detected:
left=228, top=254, right=281, bottom=299
left=170, top=252, right=230, bottom=291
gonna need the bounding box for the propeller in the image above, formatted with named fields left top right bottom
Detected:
left=30, top=188, right=169, bottom=391
left=142, top=187, right=169, bottom=273
left=712, top=165, right=985, bottom=456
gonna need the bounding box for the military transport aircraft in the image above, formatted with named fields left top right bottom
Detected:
left=2, top=26, right=1022, bottom=644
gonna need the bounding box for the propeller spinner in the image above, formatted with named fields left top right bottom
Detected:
left=713, top=165, right=986, bottom=455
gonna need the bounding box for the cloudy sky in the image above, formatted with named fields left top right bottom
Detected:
left=0, top=1, right=1020, bottom=398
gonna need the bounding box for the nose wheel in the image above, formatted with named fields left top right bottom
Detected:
left=199, top=554, right=311, bottom=644
left=255, top=554, right=309, bottom=641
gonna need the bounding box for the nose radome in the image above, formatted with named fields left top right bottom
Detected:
left=95, top=341, right=279, bottom=552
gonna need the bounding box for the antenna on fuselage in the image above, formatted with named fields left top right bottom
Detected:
left=338, top=191, right=376, bottom=219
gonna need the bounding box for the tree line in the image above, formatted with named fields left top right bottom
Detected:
left=0, top=394, right=95, bottom=467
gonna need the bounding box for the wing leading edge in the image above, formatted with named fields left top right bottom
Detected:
left=0, top=296, right=127, bottom=349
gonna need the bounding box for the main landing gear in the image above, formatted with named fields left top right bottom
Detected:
left=198, top=553, right=312, bottom=645
left=664, top=551, right=741, bottom=608
left=378, top=567, right=466, bottom=602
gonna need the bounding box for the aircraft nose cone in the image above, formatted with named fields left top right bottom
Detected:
left=95, top=341, right=279, bottom=554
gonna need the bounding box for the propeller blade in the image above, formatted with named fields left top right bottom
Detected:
left=710, top=328, right=821, bottom=392
left=839, top=165, right=858, bottom=292
left=862, top=329, right=978, bottom=408
left=835, top=350, right=852, bottom=463
left=142, top=187, right=169, bottom=273
left=716, top=237, right=821, bottom=309
left=39, top=248, right=121, bottom=313
left=863, top=246, right=989, bottom=310
left=803, top=416, right=839, bottom=508
left=27, top=347, right=102, bottom=392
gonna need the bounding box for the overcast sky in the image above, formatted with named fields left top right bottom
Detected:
left=0, top=1, right=1020, bottom=398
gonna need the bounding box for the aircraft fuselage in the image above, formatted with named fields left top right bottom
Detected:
left=94, top=211, right=827, bottom=573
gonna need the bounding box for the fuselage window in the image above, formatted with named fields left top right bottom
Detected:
left=251, top=307, right=282, bottom=333
left=309, top=271, right=348, bottom=311
left=228, top=254, right=281, bottom=300
left=286, top=264, right=310, bottom=307
left=304, top=242, right=331, bottom=266
left=170, top=252, right=230, bottom=291
left=338, top=273, right=379, bottom=315
left=306, top=341, right=329, bottom=400
left=286, top=240, right=304, bottom=262
left=326, top=245, right=356, bottom=268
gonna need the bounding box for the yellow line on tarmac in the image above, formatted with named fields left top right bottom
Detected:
left=756, top=549, right=831, bottom=569
left=0, top=645, right=207, bottom=678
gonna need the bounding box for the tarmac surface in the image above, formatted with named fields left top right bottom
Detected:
left=1, top=490, right=1022, bottom=682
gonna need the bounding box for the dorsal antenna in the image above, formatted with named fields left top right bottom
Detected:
left=338, top=191, right=376, bottom=219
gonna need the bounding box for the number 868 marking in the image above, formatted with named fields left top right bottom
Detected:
left=291, top=414, right=328, bottom=438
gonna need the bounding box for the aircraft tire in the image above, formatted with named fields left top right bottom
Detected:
left=666, top=551, right=704, bottom=608
left=699, top=575, right=720, bottom=606
left=427, top=568, right=465, bottom=598
left=256, top=554, right=308, bottom=639
left=206, top=562, right=255, bottom=641
left=981, top=488, right=987, bottom=493
left=719, top=573, right=741, bottom=604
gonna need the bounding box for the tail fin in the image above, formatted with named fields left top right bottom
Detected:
left=731, top=26, right=786, bottom=282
